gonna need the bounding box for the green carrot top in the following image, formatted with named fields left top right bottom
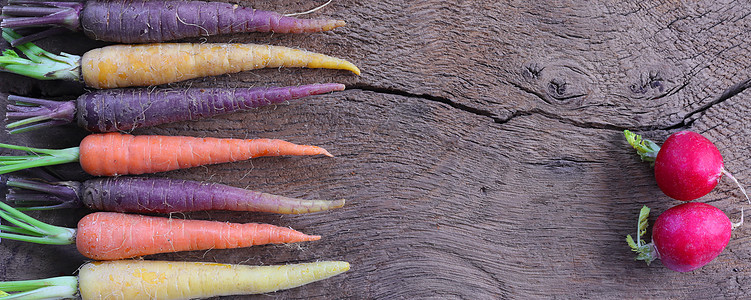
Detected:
left=0, top=276, right=77, bottom=300
left=0, top=28, right=80, bottom=81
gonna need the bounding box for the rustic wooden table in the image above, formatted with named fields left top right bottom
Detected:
left=1, top=0, right=751, bottom=298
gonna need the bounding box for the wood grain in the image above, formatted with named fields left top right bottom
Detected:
left=1, top=0, right=751, bottom=298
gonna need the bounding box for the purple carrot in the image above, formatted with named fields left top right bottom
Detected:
left=1, top=0, right=346, bottom=44
left=5, top=83, right=345, bottom=133
left=4, top=176, right=345, bottom=214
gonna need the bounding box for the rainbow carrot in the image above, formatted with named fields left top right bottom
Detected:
left=0, top=260, right=349, bottom=299
left=0, top=132, right=332, bottom=176
left=0, top=201, right=320, bottom=260
left=1, top=0, right=346, bottom=44
left=0, top=29, right=360, bottom=89
left=5, top=83, right=345, bottom=133
left=5, top=175, right=345, bottom=214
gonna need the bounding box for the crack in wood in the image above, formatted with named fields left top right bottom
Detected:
left=347, top=83, right=505, bottom=123
left=350, top=77, right=750, bottom=133
left=664, top=78, right=751, bottom=131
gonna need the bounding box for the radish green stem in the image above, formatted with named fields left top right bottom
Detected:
left=0, top=28, right=80, bottom=81
left=624, top=130, right=660, bottom=165
left=0, top=201, right=75, bottom=245
left=626, top=205, right=658, bottom=265
left=0, top=276, right=77, bottom=300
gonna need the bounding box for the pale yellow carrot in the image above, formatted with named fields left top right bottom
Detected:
left=80, top=43, right=361, bottom=89
left=77, top=260, right=350, bottom=300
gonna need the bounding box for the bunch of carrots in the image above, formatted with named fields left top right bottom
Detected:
left=0, top=1, right=358, bottom=299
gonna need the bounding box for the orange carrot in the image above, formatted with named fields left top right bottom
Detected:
left=75, top=212, right=320, bottom=260
left=0, top=132, right=333, bottom=176
left=79, top=132, right=333, bottom=176
left=0, top=201, right=321, bottom=260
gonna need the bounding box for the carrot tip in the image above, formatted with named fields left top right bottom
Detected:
left=321, top=149, right=334, bottom=157
left=333, top=199, right=346, bottom=208
left=307, top=235, right=322, bottom=241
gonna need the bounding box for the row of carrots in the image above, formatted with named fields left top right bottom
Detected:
left=0, top=0, right=358, bottom=299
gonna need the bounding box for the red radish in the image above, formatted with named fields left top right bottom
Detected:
left=657, top=131, right=726, bottom=200
left=624, top=130, right=748, bottom=202
left=627, top=203, right=734, bottom=272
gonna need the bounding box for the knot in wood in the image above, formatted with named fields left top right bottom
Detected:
left=547, top=78, right=570, bottom=100
left=519, top=61, right=590, bottom=106
left=626, top=67, right=676, bottom=101
left=630, top=71, right=666, bottom=95
left=542, top=69, right=588, bottom=105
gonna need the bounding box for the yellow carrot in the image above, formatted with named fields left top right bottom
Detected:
left=0, top=260, right=350, bottom=300
left=81, top=260, right=350, bottom=300
left=82, top=43, right=361, bottom=89
left=0, top=29, right=361, bottom=89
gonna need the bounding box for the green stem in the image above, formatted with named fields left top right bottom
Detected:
left=0, top=156, right=44, bottom=161
left=0, top=28, right=80, bottom=81
left=0, top=277, right=75, bottom=292
left=0, top=211, right=42, bottom=234
left=7, top=116, right=53, bottom=129
left=0, top=225, right=38, bottom=235
left=0, top=143, right=79, bottom=175
left=0, top=143, right=68, bottom=154
left=623, top=130, right=661, bottom=165
left=626, top=205, right=658, bottom=265
left=0, top=56, right=32, bottom=64
left=0, top=201, right=75, bottom=245
left=0, top=201, right=67, bottom=233
left=0, top=276, right=77, bottom=300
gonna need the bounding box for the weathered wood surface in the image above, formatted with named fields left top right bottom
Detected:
left=1, top=0, right=751, bottom=298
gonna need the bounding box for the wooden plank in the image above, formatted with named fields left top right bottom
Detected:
left=1, top=0, right=751, bottom=298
